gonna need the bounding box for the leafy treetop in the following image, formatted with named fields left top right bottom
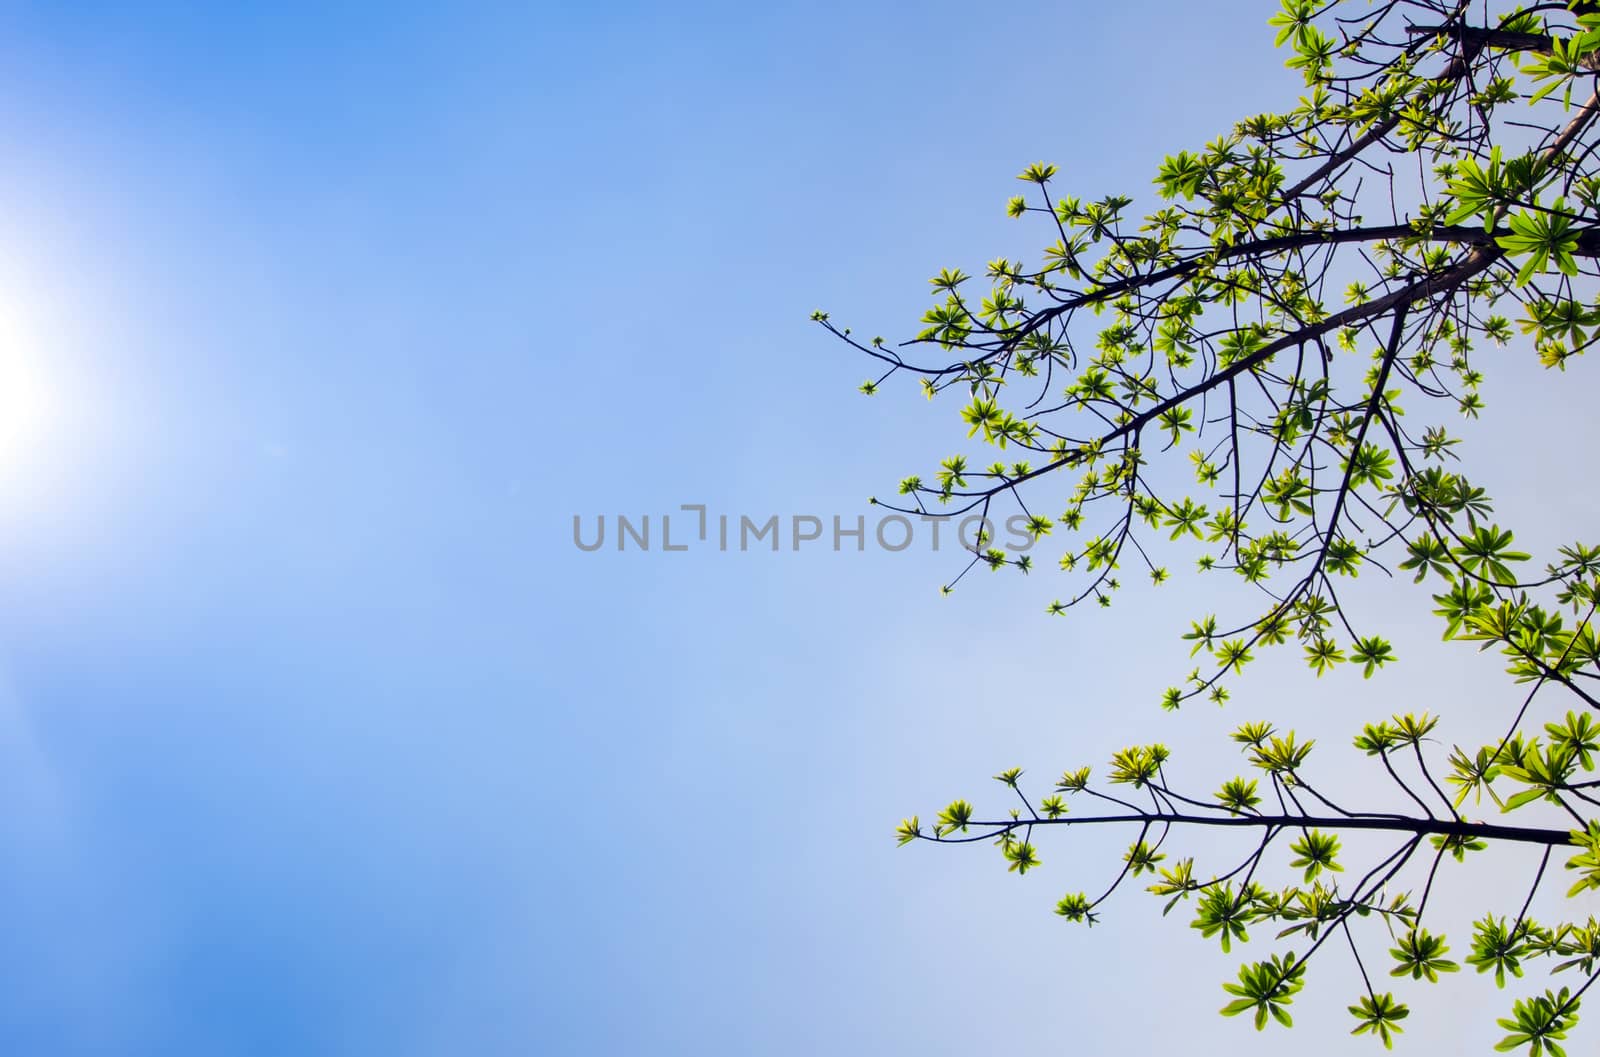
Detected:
left=822, top=1, right=1600, bottom=1052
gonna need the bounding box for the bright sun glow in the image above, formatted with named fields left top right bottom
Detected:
left=0, top=311, right=57, bottom=490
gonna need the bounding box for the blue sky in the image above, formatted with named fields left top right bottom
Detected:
left=0, top=2, right=1596, bottom=1054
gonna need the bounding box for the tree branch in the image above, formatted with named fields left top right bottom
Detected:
left=938, top=811, right=1574, bottom=847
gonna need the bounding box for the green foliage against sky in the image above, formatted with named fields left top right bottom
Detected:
left=823, top=1, right=1600, bottom=1051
